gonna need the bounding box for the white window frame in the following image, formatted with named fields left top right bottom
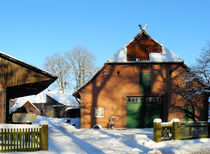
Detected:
left=95, top=107, right=104, bottom=118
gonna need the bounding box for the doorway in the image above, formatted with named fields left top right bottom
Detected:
left=126, top=96, right=162, bottom=128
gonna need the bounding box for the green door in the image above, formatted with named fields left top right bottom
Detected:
left=126, top=100, right=142, bottom=128
left=126, top=97, right=162, bottom=128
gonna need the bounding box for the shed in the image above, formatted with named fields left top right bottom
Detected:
left=46, top=91, right=80, bottom=118
left=10, top=100, right=41, bottom=115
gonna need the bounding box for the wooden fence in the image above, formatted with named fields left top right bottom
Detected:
left=0, top=123, right=48, bottom=152
left=153, top=118, right=209, bottom=142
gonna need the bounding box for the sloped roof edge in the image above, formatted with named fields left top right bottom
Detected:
left=106, top=30, right=183, bottom=63
left=72, top=61, right=187, bottom=98
left=10, top=100, right=41, bottom=114
left=0, top=51, right=57, bottom=79
left=72, top=29, right=185, bottom=98
left=72, top=65, right=106, bottom=98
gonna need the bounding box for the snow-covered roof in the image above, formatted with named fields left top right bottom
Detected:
left=10, top=100, right=41, bottom=114
left=47, top=91, right=79, bottom=106
left=11, top=92, right=47, bottom=106
left=73, top=29, right=184, bottom=97
left=149, top=46, right=183, bottom=62
left=107, top=31, right=183, bottom=63
left=10, top=91, right=80, bottom=113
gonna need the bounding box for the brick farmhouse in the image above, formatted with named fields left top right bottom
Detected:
left=73, top=27, right=208, bottom=128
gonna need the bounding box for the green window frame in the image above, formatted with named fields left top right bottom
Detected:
left=139, top=73, right=150, bottom=93
left=184, top=106, right=194, bottom=122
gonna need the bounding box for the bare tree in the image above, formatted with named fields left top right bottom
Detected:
left=65, top=46, right=97, bottom=90
left=171, top=72, right=202, bottom=122
left=191, top=43, right=210, bottom=88
left=43, top=53, right=70, bottom=93
left=171, top=43, right=210, bottom=121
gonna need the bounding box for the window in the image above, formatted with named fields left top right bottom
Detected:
left=95, top=107, right=104, bottom=118
left=184, top=106, right=194, bottom=122
left=139, top=73, right=150, bottom=93
left=127, top=96, right=161, bottom=103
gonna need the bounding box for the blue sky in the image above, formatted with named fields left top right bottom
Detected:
left=0, top=0, right=209, bottom=69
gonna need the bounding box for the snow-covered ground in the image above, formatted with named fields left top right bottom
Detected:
left=12, top=116, right=210, bottom=154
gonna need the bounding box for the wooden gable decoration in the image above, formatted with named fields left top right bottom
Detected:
left=127, top=32, right=162, bottom=61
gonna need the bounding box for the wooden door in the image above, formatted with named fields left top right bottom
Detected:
left=126, top=96, right=162, bottom=128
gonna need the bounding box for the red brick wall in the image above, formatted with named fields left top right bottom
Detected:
left=79, top=63, right=205, bottom=128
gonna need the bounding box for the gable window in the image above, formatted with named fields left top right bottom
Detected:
left=95, top=107, right=104, bottom=118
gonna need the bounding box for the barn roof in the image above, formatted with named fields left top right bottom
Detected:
left=72, top=27, right=185, bottom=98
left=0, top=51, right=57, bottom=79
left=10, top=91, right=80, bottom=112
left=46, top=91, right=80, bottom=106
left=10, top=100, right=40, bottom=114
left=0, top=51, right=57, bottom=98
left=106, top=30, right=183, bottom=63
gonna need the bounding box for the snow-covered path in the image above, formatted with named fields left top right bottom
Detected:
left=48, top=121, right=104, bottom=154
left=47, top=118, right=210, bottom=154
left=12, top=117, right=210, bottom=154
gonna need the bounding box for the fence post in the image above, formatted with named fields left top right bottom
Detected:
left=153, top=118, right=162, bottom=142
left=40, top=121, right=48, bottom=150
left=172, top=118, right=180, bottom=140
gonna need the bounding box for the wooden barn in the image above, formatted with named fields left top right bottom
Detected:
left=46, top=92, right=80, bottom=118
left=73, top=26, right=208, bottom=128
left=0, top=51, right=57, bottom=123
left=45, top=94, right=66, bottom=118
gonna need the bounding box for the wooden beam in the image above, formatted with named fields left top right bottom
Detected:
left=0, top=88, right=6, bottom=123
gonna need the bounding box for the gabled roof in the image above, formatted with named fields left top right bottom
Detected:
left=0, top=51, right=57, bottom=79
left=107, top=30, right=183, bottom=63
left=72, top=28, right=184, bottom=98
left=0, top=51, right=57, bottom=98
left=47, top=91, right=80, bottom=106
left=10, top=91, right=80, bottom=112
left=10, top=100, right=41, bottom=114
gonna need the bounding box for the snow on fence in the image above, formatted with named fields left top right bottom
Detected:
left=0, top=123, right=48, bottom=152
left=153, top=118, right=209, bottom=142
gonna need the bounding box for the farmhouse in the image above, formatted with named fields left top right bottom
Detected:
left=73, top=25, right=208, bottom=128
left=0, top=51, right=57, bottom=123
